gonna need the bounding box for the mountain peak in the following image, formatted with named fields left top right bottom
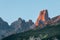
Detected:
left=35, top=10, right=50, bottom=27
left=18, top=18, right=22, bottom=22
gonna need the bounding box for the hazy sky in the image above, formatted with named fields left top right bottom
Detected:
left=0, top=0, right=60, bottom=24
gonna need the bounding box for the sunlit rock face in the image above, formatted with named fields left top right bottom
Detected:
left=35, top=10, right=50, bottom=28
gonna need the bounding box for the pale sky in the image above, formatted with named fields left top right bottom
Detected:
left=0, top=0, right=60, bottom=24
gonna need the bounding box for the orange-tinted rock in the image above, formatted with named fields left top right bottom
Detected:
left=35, top=10, right=50, bottom=27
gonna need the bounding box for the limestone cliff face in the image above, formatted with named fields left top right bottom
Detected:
left=35, top=10, right=50, bottom=27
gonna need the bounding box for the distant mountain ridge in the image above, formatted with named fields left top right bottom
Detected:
left=0, top=10, right=60, bottom=40
left=0, top=17, right=34, bottom=39
left=2, top=23, right=60, bottom=40
left=10, top=18, right=34, bottom=33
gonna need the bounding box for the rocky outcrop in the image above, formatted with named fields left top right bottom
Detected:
left=0, top=17, right=34, bottom=39
left=0, top=18, right=11, bottom=39
left=35, top=10, right=50, bottom=28
left=10, top=18, right=34, bottom=33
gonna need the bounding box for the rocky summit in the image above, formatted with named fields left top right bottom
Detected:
left=35, top=10, right=60, bottom=28
left=35, top=10, right=50, bottom=28
left=10, top=18, right=34, bottom=33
